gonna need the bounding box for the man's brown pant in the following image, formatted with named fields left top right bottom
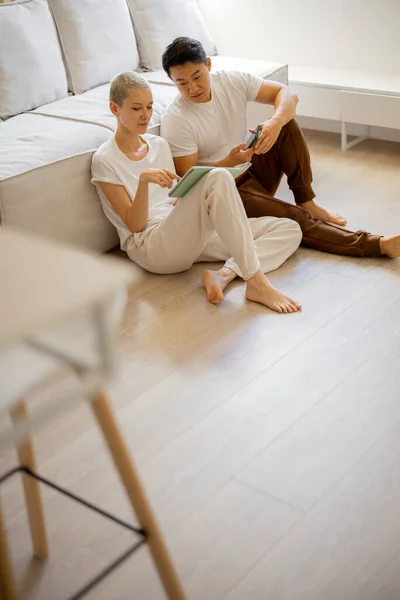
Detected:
left=236, top=120, right=382, bottom=257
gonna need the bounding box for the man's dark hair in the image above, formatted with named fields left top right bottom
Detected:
left=162, top=37, right=207, bottom=75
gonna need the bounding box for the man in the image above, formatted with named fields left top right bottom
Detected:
left=160, top=37, right=400, bottom=259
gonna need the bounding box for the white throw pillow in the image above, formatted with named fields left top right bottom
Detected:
left=0, top=0, right=68, bottom=120
left=48, top=0, right=140, bottom=94
left=127, top=0, right=217, bottom=71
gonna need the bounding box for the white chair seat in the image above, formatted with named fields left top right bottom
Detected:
left=0, top=289, right=126, bottom=414
left=0, top=344, right=61, bottom=412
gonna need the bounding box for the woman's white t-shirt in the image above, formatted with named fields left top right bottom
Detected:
left=91, top=134, right=175, bottom=250
left=160, top=70, right=263, bottom=165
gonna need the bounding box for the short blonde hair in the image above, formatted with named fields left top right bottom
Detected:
left=109, top=72, right=150, bottom=106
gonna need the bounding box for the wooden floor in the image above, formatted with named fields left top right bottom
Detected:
left=1, top=131, right=400, bottom=600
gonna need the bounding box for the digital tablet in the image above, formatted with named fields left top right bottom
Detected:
left=168, top=164, right=250, bottom=199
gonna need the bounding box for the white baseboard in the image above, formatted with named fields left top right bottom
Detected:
left=296, top=116, right=400, bottom=144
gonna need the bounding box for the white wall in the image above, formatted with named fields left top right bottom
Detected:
left=198, top=0, right=399, bottom=75
left=199, top=0, right=400, bottom=142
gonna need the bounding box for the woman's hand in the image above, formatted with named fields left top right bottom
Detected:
left=140, top=169, right=180, bottom=189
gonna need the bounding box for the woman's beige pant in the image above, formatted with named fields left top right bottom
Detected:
left=127, top=169, right=302, bottom=279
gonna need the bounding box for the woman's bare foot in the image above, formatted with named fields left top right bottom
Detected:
left=302, top=200, right=347, bottom=226
left=246, top=270, right=302, bottom=313
left=380, top=234, right=400, bottom=258
left=201, top=267, right=237, bottom=305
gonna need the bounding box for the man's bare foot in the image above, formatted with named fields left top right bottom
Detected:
left=201, top=267, right=237, bottom=305
left=245, top=271, right=302, bottom=313
left=302, top=200, right=347, bottom=226
left=380, top=234, right=400, bottom=258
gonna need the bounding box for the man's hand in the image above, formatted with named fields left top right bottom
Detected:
left=227, top=142, right=255, bottom=166
left=253, top=120, right=281, bottom=155
left=140, top=169, right=180, bottom=189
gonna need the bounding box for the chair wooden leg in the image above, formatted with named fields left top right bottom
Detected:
left=9, top=401, right=49, bottom=560
left=90, top=390, right=186, bottom=600
left=0, top=499, right=17, bottom=600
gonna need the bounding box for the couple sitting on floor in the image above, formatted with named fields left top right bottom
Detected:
left=91, top=37, right=400, bottom=315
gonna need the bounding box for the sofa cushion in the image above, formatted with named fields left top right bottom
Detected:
left=0, top=114, right=118, bottom=250
left=0, top=0, right=68, bottom=120
left=32, top=85, right=117, bottom=133
left=48, top=0, right=139, bottom=94
left=32, top=81, right=179, bottom=135
left=0, top=114, right=111, bottom=180
left=127, top=0, right=217, bottom=71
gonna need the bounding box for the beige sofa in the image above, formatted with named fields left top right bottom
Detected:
left=0, top=0, right=288, bottom=252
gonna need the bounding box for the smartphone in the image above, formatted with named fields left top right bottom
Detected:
left=245, top=124, right=262, bottom=149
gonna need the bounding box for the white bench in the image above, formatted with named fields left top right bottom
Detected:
left=289, top=66, right=400, bottom=150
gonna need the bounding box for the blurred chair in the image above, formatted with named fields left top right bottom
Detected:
left=0, top=229, right=186, bottom=600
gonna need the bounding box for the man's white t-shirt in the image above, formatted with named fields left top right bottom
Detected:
left=160, top=70, right=263, bottom=164
left=91, top=134, right=175, bottom=251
